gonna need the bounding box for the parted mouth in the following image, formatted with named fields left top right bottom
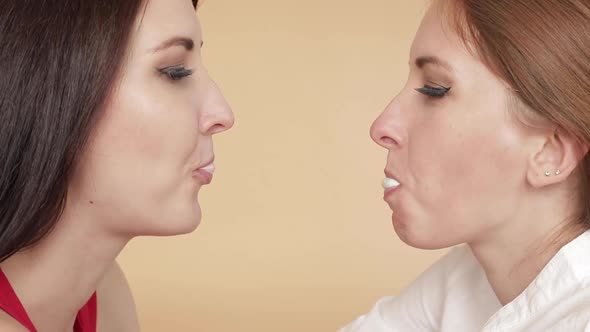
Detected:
left=193, top=158, right=215, bottom=184
left=197, top=162, right=215, bottom=174
left=383, top=170, right=401, bottom=189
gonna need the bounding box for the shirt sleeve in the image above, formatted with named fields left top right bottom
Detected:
left=338, top=247, right=470, bottom=332
left=338, top=297, right=403, bottom=332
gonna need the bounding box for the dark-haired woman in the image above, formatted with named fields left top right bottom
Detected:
left=0, top=0, right=233, bottom=331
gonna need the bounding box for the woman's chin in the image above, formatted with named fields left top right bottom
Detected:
left=155, top=218, right=201, bottom=236
left=392, top=214, right=454, bottom=250
left=140, top=204, right=203, bottom=237
left=171, top=205, right=203, bottom=235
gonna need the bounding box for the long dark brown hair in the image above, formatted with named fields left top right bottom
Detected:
left=0, top=0, right=197, bottom=262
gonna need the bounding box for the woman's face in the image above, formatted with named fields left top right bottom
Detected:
left=370, top=6, right=537, bottom=249
left=70, top=0, right=234, bottom=236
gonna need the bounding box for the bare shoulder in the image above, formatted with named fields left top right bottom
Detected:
left=0, top=311, right=29, bottom=332
left=96, top=261, right=140, bottom=332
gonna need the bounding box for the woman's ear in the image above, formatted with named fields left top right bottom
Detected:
left=526, top=128, right=589, bottom=188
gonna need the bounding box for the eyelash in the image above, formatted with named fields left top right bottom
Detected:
left=415, top=84, right=451, bottom=98
left=158, top=66, right=194, bottom=81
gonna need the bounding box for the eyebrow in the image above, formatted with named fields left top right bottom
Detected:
left=415, top=56, right=454, bottom=72
left=151, top=37, right=200, bottom=53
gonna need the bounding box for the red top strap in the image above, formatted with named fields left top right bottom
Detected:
left=0, top=268, right=97, bottom=332
left=74, top=292, right=97, bottom=332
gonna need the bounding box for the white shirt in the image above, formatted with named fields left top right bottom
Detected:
left=340, top=231, right=590, bottom=332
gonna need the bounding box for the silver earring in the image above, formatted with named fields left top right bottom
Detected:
left=556, top=170, right=561, bottom=175
left=545, top=171, right=551, bottom=177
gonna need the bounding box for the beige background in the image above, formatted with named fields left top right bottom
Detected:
left=118, top=0, right=447, bottom=331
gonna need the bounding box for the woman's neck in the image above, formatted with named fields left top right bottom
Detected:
left=0, top=205, right=129, bottom=332
left=468, top=194, right=583, bottom=305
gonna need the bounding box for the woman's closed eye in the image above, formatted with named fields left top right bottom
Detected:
left=158, top=65, right=194, bottom=81
left=415, top=84, right=451, bottom=98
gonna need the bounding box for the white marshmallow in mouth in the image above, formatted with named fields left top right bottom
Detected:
left=199, top=163, right=215, bottom=174
left=382, top=177, right=400, bottom=189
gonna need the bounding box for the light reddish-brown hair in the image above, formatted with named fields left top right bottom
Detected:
left=440, top=0, right=590, bottom=228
